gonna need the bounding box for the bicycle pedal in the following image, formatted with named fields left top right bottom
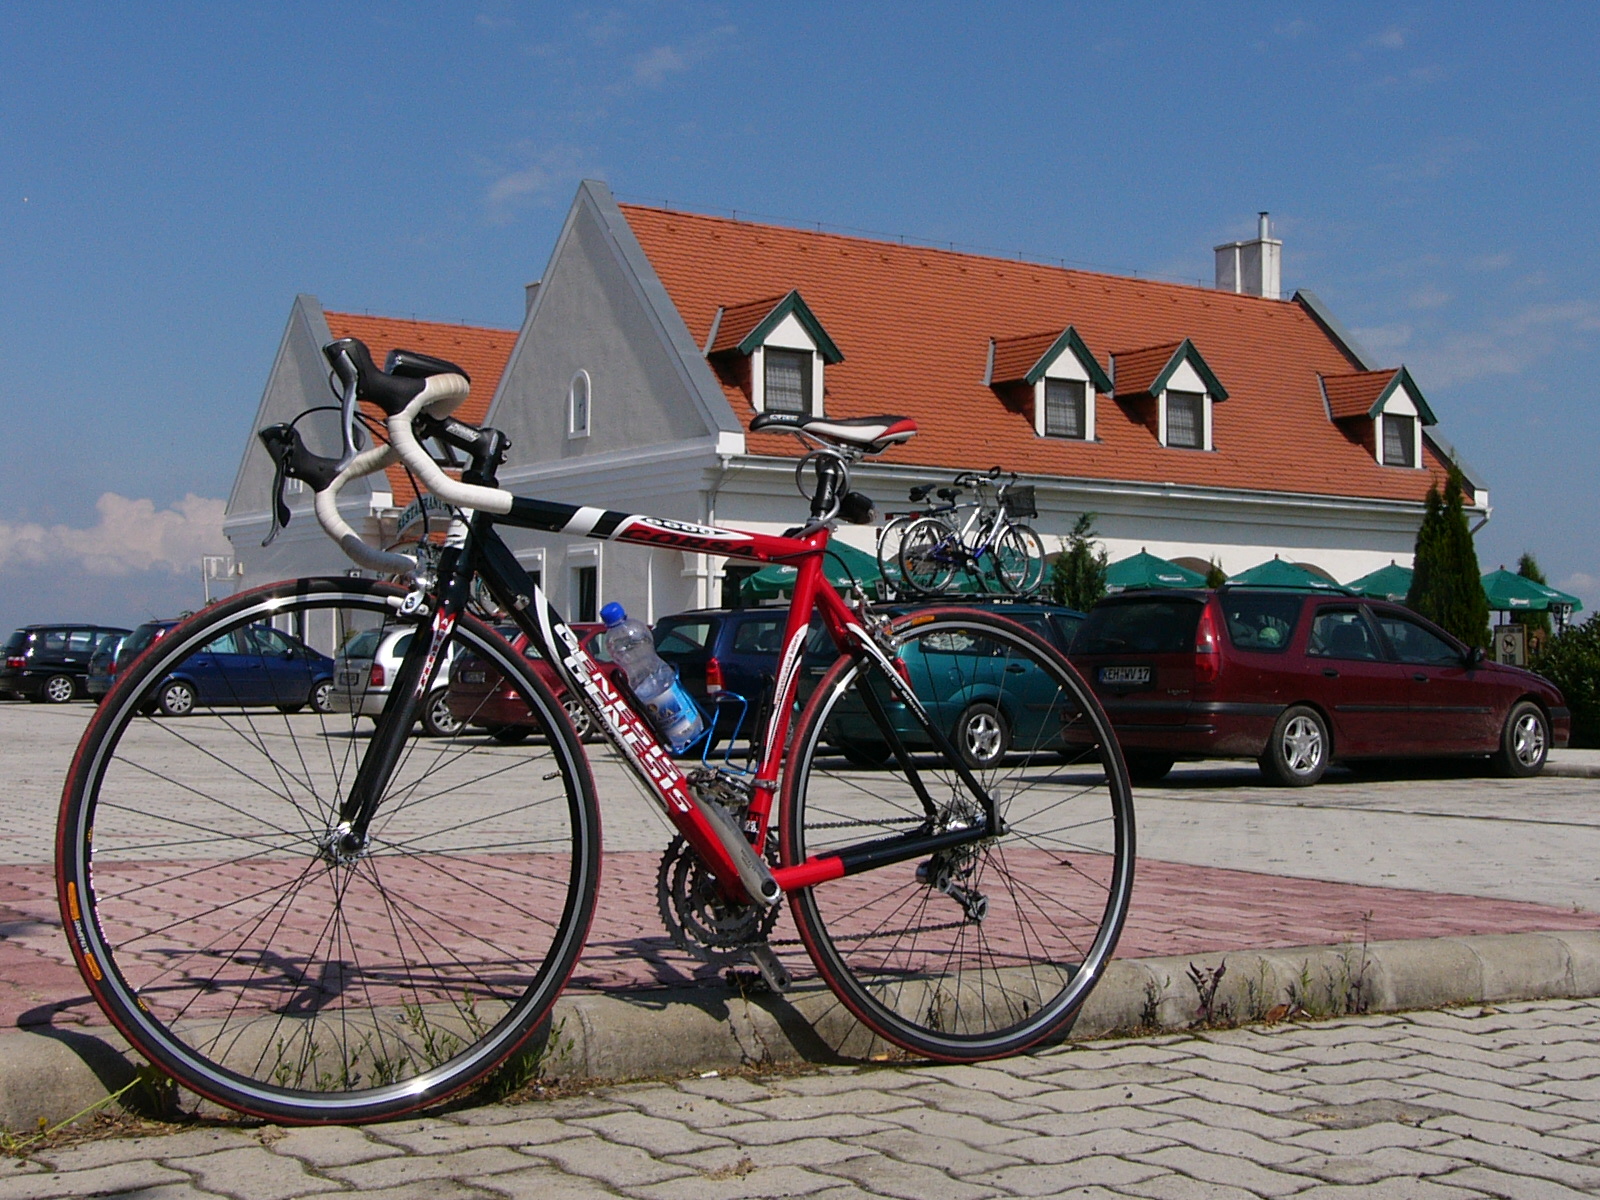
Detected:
left=746, top=943, right=792, bottom=993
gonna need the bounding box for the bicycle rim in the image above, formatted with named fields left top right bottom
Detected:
left=57, top=579, right=600, bottom=1124
left=995, top=525, right=1046, bottom=595
left=782, top=609, right=1134, bottom=1061
left=897, top=518, right=957, bottom=597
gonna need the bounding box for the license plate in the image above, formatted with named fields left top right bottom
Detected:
left=1098, top=665, right=1151, bottom=685
left=338, top=671, right=362, bottom=687
left=460, top=671, right=486, bottom=685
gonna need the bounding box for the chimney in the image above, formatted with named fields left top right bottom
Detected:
left=1214, top=212, right=1282, bottom=300
left=524, top=280, right=541, bottom=315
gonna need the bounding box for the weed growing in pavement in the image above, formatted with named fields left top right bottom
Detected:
left=0, top=1063, right=176, bottom=1159
left=475, top=1016, right=575, bottom=1105
left=1139, top=973, right=1168, bottom=1029
left=1186, top=961, right=1228, bottom=1027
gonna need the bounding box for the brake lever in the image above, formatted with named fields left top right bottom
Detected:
left=257, top=423, right=345, bottom=546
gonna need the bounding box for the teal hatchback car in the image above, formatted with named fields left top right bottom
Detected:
left=821, top=601, right=1085, bottom=768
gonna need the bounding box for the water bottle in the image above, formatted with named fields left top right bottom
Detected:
left=600, top=602, right=706, bottom=752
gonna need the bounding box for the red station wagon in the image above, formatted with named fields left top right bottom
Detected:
left=447, top=624, right=621, bottom=743
left=1069, top=588, right=1570, bottom=786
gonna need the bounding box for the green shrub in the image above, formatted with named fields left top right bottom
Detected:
left=1530, top=614, right=1600, bottom=748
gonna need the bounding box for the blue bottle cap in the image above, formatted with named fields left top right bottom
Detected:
left=599, top=602, right=627, bottom=625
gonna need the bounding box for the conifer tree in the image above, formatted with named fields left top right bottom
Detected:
left=1049, top=513, right=1108, bottom=611
left=1407, top=467, right=1490, bottom=648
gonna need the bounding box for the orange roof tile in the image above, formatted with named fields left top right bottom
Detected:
left=708, top=295, right=788, bottom=354
left=1110, top=341, right=1185, bottom=397
left=1323, top=369, right=1398, bottom=421
left=619, top=204, right=1458, bottom=505
left=990, top=331, right=1065, bottom=384
left=323, top=312, right=517, bottom=508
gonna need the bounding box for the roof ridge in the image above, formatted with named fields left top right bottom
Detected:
left=322, top=310, right=516, bottom=335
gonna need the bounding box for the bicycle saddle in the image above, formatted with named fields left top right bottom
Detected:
left=750, top=411, right=917, bottom=452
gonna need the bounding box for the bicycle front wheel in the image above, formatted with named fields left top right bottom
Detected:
left=57, top=579, right=601, bottom=1124
left=995, top=523, right=1047, bottom=595
left=875, top=515, right=918, bottom=599
left=781, top=608, right=1134, bottom=1061
left=897, top=516, right=958, bottom=596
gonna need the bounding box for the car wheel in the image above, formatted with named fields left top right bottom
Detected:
left=954, top=702, right=1009, bottom=769
left=42, top=674, right=76, bottom=704
left=1491, top=700, right=1548, bottom=778
left=1259, top=705, right=1328, bottom=787
left=157, top=680, right=197, bottom=718
left=836, top=739, right=892, bottom=768
left=310, top=679, right=335, bottom=715
left=421, top=687, right=463, bottom=738
left=561, top=696, right=596, bottom=742
left=1124, top=753, right=1176, bottom=785
left=488, top=724, right=531, bottom=745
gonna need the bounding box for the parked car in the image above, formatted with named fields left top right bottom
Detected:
left=2, top=624, right=130, bottom=703
left=85, top=635, right=126, bottom=700
left=814, top=599, right=1089, bottom=769
left=116, top=619, right=337, bottom=717
left=328, top=626, right=461, bottom=737
left=447, top=624, right=625, bottom=743
left=1067, top=587, right=1571, bottom=786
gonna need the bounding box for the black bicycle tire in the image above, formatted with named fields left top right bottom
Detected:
left=995, top=524, right=1047, bottom=596
left=897, top=516, right=958, bottom=597
left=780, top=607, right=1135, bottom=1061
left=57, top=578, right=601, bottom=1124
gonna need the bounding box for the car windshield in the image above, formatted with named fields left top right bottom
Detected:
left=341, top=629, right=383, bottom=660
left=3, top=630, right=27, bottom=655
left=654, top=619, right=715, bottom=657
left=120, top=623, right=169, bottom=660
left=1222, top=593, right=1303, bottom=653
left=1072, top=599, right=1203, bottom=654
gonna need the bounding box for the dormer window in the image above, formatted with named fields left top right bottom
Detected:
left=1322, top=366, right=1434, bottom=469
left=988, top=326, right=1111, bottom=442
left=705, top=289, right=843, bottom=418
left=1111, top=339, right=1228, bottom=451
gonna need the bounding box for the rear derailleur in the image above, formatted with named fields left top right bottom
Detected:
left=916, top=847, right=989, bottom=922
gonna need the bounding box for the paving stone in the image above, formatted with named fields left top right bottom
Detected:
left=1028, top=1061, right=1188, bottom=1090
left=0, top=1160, right=188, bottom=1200
left=1160, top=1074, right=1314, bottom=1112
left=532, top=1136, right=698, bottom=1188
left=470, top=1166, right=609, bottom=1200
left=765, top=1069, right=925, bottom=1096
left=1025, top=1081, right=1186, bottom=1114
left=1289, top=1145, right=1460, bottom=1185
left=371, top=1115, right=582, bottom=1154
left=1531, top=1076, right=1600, bottom=1103
left=818, top=1152, right=1002, bottom=1200
left=1404, top=1090, right=1577, bottom=1131
left=1289, top=1180, right=1488, bottom=1199
left=608, top=1087, right=767, bottom=1130
left=673, top=1076, right=778, bottom=1104
left=1388, top=1050, right=1543, bottom=1087
left=1140, top=1095, right=1318, bottom=1140
left=1288, top=1079, right=1441, bottom=1108
left=571, top=1109, right=733, bottom=1156
left=1428, top=1135, right=1600, bottom=1190
left=1285, top=1058, right=1425, bottom=1086
left=848, top=1127, right=1022, bottom=1175
left=891, top=1081, right=1051, bottom=1122
left=1276, top=1039, right=1413, bottom=1066
left=1137, top=1117, right=1314, bottom=1165
left=1123, top=1176, right=1284, bottom=1200
left=903, top=1063, right=1054, bottom=1098
left=339, top=1183, right=497, bottom=1200
left=668, top=1136, right=873, bottom=1171
left=269, top=1125, right=408, bottom=1168
left=32, top=1127, right=256, bottom=1171
left=1175, top=1035, right=1299, bottom=1071
left=731, top=1089, right=921, bottom=1119
left=1008, top=1103, right=1193, bottom=1139
left=178, top=1145, right=343, bottom=1200
left=328, top=1145, right=536, bottom=1190
left=967, top=1155, right=1166, bottom=1197
left=451, top=1094, right=629, bottom=1122
left=989, top=1125, right=1179, bottom=1165
left=1036, top=1043, right=1193, bottom=1070
left=694, top=1112, right=894, bottom=1145
left=1285, top=1122, right=1455, bottom=1156
left=1424, top=1114, right=1594, bottom=1157
left=875, top=1104, right=1033, bottom=1148
left=1433, top=1165, right=1595, bottom=1199
left=1129, top=1145, right=1318, bottom=1196
left=633, top=1163, right=851, bottom=1200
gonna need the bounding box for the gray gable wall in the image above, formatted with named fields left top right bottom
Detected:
left=489, top=181, right=739, bottom=474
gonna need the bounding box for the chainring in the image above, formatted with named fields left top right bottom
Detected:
left=656, top=835, right=780, bottom=965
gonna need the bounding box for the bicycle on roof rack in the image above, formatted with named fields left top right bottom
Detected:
left=890, top=467, right=1047, bottom=599
left=57, top=341, right=1132, bottom=1125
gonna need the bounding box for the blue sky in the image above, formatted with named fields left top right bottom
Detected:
left=2, top=3, right=1596, bottom=634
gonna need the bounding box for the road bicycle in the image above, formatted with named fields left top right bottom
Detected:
left=897, top=467, right=1048, bottom=597
left=57, top=338, right=1133, bottom=1124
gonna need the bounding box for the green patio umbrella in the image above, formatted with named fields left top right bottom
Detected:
left=1104, top=549, right=1207, bottom=591
left=1480, top=568, right=1585, bottom=615
left=1346, top=561, right=1414, bottom=601
left=740, top=540, right=883, bottom=603
left=1228, top=556, right=1352, bottom=592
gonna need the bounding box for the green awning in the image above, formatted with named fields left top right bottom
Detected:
left=740, top=540, right=883, bottom=602
left=1481, top=569, right=1585, bottom=614
left=1104, top=550, right=1206, bottom=591
left=1228, top=557, right=1352, bottom=592
left=1346, top=562, right=1414, bottom=601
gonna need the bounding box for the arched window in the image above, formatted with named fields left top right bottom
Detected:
left=568, top=370, right=591, bottom=438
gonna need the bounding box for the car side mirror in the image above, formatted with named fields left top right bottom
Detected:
left=1465, top=645, right=1485, bottom=668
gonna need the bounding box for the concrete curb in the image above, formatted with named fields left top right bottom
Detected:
left=1545, top=760, right=1600, bottom=779
left=6, top=929, right=1600, bottom=1130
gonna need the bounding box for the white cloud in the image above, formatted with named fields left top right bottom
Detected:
left=0, top=494, right=228, bottom=577
left=633, top=44, right=689, bottom=86
left=1408, top=285, right=1452, bottom=310
left=1558, top=572, right=1600, bottom=614
left=482, top=144, right=597, bottom=223
left=1399, top=300, right=1600, bottom=388
left=1371, top=26, right=1407, bottom=50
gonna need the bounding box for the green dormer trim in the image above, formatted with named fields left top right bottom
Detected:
left=1148, top=339, right=1229, bottom=402
left=1022, top=326, right=1114, bottom=392
left=736, top=290, right=845, bottom=364
left=1371, top=365, right=1437, bottom=426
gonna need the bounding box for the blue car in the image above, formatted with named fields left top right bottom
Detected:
left=120, top=619, right=337, bottom=717
left=820, top=601, right=1086, bottom=768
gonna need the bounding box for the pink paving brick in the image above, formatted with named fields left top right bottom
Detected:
left=5, top=853, right=1596, bottom=1030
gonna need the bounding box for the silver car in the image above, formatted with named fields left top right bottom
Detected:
left=329, top=627, right=461, bottom=737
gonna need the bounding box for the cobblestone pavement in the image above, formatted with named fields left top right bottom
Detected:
left=5, top=997, right=1600, bottom=1198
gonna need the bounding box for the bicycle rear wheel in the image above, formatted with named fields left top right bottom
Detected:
left=995, top=523, right=1047, bottom=595
left=897, top=516, right=958, bottom=596
left=57, top=579, right=600, bottom=1124
left=781, top=608, right=1133, bottom=1061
